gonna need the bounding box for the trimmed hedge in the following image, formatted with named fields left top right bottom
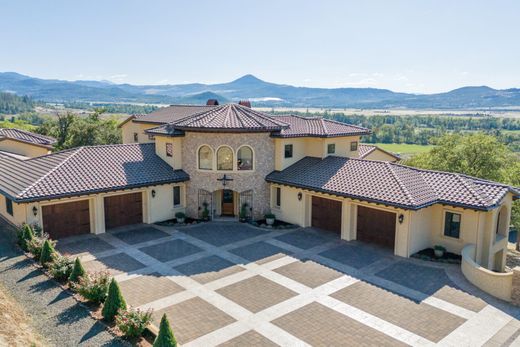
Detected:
left=153, top=314, right=176, bottom=347
left=69, top=258, right=86, bottom=283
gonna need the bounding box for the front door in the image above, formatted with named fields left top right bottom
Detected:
left=221, top=190, right=234, bottom=216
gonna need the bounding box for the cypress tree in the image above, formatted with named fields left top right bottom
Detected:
left=39, top=239, right=55, bottom=267
left=68, top=258, right=86, bottom=283
left=20, top=224, right=34, bottom=251
left=102, top=278, right=127, bottom=321
left=153, top=314, right=177, bottom=347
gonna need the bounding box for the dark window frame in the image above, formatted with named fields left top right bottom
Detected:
left=350, top=141, right=358, bottom=151
left=166, top=143, right=173, bottom=157
left=5, top=197, right=13, bottom=216
left=173, top=186, right=181, bottom=207
left=275, top=187, right=281, bottom=207
left=133, top=133, right=139, bottom=142
left=327, top=143, right=336, bottom=154
left=284, top=144, right=293, bottom=158
left=443, top=211, right=461, bottom=239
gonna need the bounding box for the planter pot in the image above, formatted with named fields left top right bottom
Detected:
left=266, top=218, right=275, bottom=226
left=177, top=217, right=185, bottom=224
left=434, top=249, right=444, bottom=258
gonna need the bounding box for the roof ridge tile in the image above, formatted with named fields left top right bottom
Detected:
left=386, top=162, right=417, bottom=206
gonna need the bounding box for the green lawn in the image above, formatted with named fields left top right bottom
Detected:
left=373, top=143, right=434, bottom=155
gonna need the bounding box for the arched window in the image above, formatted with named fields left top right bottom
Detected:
left=237, top=146, right=253, bottom=171
left=198, top=145, right=213, bottom=170
left=217, top=146, right=233, bottom=171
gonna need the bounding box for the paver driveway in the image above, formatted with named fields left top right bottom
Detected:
left=57, top=222, right=520, bottom=346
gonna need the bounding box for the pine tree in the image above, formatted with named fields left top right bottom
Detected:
left=20, top=224, right=35, bottom=251
left=102, top=278, right=126, bottom=321
left=39, top=239, right=55, bottom=267
left=68, top=258, right=86, bottom=283
left=153, top=314, right=177, bottom=347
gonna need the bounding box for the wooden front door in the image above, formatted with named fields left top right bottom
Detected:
left=42, top=200, right=91, bottom=239
left=311, top=196, right=342, bottom=233
left=221, top=190, right=234, bottom=216
left=356, top=206, right=396, bottom=249
left=104, top=192, right=143, bottom=229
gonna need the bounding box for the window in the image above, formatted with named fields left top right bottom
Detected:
left=217, top=146, right=233, bottom=171
left=198, top=145, right=213, bottom=170
left=133, top=133, right=138, bottom=142
left=148, top=134, right=155, bottom=141
left=350, top=141, right=358, bottom=151
left=284, top=144, right=293, bottom=158
left=444, top=212, right=461, bottom=239
left=237, top=146, right=253, bottom=171
left=5, top=197, right=13, bottom=216
left=166, top=143, right=173, bottom=157
left=327, top=143, right=336, bottom=154
left=173, top=186, right=181, bottom=206
left=275, top=187, right=281, bottom=207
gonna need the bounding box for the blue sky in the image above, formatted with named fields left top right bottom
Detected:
left=1, top=0, right=518, bottom=93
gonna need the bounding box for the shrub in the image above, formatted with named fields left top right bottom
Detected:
left=174, top=212, right=185, bottom=219
left=49, top=255, right=74, bottom=282
left=40, top=239, right=56, bottom=267
left=153, top=314, right=176, bottom=347
left=69, top=258, right=86, bottom=283
left=17, top=224, right=35, bottom=251
left=264, top=212, right=275, bottom=219
left=434, top=245, right=447, bottom=252
left=102, top=278, right=127, bottom=321
left=27, top=234, right=55, bottom=260
left=115, top=308, right=153, bottom=338
left=75, top=271, right=111, bottom=304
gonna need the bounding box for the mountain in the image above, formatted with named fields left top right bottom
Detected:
left=1, top=71, right=519, bottom=109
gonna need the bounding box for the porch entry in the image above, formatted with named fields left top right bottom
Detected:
left=197, top=189, right=254, bottom=219
left=221, top=189, right=234, bottom=216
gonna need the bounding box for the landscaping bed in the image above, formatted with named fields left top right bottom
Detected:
left=250, top=219, right=298, bottom=230
left=155, top=217, right=207, bottom=227
left=411, top=248, right=461, bottom=264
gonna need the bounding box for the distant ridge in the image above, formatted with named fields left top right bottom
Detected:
left=1, top=71, right=519, bottom=109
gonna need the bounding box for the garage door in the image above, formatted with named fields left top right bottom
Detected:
left=311, top=196, right=342, bottom=233
left=42, top=200, right=91, bottom=239
left=357, top=206, right=396, bottom=249
left=104, top=192, right=143, bottom=229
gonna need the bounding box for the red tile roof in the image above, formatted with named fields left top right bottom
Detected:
left=0, top=143, right=189, bottom=202
left=266, top=156, right=518, bottom=211
left=0, top=128, right=56, bottom=148
left=270, top=115, right=370, bottom=138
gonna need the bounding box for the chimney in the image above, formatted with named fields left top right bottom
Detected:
left=238, top=100, right=251, bottom=108
left=206, top=99, right=219, bottom=106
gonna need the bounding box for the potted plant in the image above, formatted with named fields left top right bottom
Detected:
left=201, top=201, right=210, bottom=221
left=434, top=245, right=446, bottom=258
left=265, top=212, right=276, bottom=226
left=175, top=212, right=186, bottom=224
left=239, top=203, right=249, bottom=223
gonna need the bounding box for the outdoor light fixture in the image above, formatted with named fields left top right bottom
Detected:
left=32, top=206, right=38, bottom=216
left=151, top=190, right=156, bottom=198
left=297, top=192, right=303, bottom=201
left=398, top=214, right=404, bottom=224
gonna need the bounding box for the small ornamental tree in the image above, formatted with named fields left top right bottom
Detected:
left=153, top=314, right=176, bottom=347
left=69, top=258, right=86, bottom=283
left=102, top=278, right=127, bottom=321
left=40, top=239, right=56, bottom=267
left=18, top=224, right=35, bottom=251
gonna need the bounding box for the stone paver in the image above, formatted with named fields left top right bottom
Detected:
left=432, top=285, right=487, bottom=313
left=174, top=255, right=245, bottom=284
left=272, top=302, right=408, bottom=346
left=119, top=273, right=185, bottom=307
left=182, top=223, right=261, bottom=246
left=275, top=229, right=333, bottom=250
left=139, top=239, right=202, bottom=262
left=229, top=241, right=291, bottom=264
left=153, top=297, right=235, bottom=345
left=111, top=226, right=169, bottom=245
left=274, top=260, right=342, bottom=288
left=217, top=330, right=279, bottom=347
left=217, top=275, right=298, bottom=313
left=56, top=237, right=115, bottom=256
left=319, top=243, right=383, bottom=269
left=331, top=281, right=466, bottom=342
left=83, top=252, right=146, bottom=275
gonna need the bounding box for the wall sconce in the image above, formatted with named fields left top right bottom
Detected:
left=398, top=214, right=404, bottom=224
left=151, top=190, right=156, bottom=198
left=297, top=192, right=303, bottom=201
left=32, top=206, right=38, bottom=216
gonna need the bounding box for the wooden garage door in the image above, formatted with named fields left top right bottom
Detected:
left=42, top=200, right=90, bottom=239
left=311, top=196, right=342, bottom=233
left=104, top=192, right=143, bottom=229
left=357, top=206, right=396, bottom=249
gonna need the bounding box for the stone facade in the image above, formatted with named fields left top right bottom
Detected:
left=181, top=132, right=275, bottom=220
left=511, top=267, right=520, bottom=306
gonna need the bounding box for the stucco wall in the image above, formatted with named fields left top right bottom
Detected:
left=363, top=148, right=399, bottom=162
left=0, top=139, right=50, bottom=158
left=155, top=136, right=183, bottom=170
left=0, top=195, right=27, bottom=225
left=182, top=132, right=274, bottom=220
left=121, top=121, right=156, bottom=144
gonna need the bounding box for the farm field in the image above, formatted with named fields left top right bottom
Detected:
left=373, top=143, right=434, bottom=156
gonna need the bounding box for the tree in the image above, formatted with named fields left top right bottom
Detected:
left=40, top=239, right=56, bottom=267
left=69, top=257, right=86, bottom=283
left=102, top=278, right=127, bottom=321
left=153, top=314, right=177, bottom=347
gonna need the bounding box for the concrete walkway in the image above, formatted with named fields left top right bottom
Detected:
left=0, top=219, right=128, bottom=347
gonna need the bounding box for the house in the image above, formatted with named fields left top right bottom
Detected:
left=0, top=103, right=517, bottom=276
left=0, top=128, right=56, bottom=158
left=358, top=144, right=400, bottom=162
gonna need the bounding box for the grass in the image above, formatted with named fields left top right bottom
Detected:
left=373, top=143, right=434, bottom=155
